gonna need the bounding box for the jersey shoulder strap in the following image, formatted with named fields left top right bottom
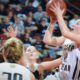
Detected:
left=73, top=56, right=80, bottom=80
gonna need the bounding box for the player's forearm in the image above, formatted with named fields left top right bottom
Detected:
left=47, top=22, right=55, bottom=33
left=57, top=14, right=70, bottom=37
left=43, top=22, right=55, bottom=44
left=39, top=58, right=62, bottom=70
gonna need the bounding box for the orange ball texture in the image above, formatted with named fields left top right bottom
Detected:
left=46, top=0, right=67, bottom=20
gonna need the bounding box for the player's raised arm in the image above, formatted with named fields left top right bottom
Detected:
left=39, top=58, right=62, bottom=71
left=50, top=3, right=80, bottom=45
left=43, top=17, right=65, bottom=47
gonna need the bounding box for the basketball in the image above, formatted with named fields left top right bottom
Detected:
left=46, top=0, right=67, bottom=20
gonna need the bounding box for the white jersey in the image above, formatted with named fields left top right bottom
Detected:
left=0, top=62, right=31, bottom=80
left=27, top=62, right=39, bottom=72
left=59, top=39, right=80, bottom=80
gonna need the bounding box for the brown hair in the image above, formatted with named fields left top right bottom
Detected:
left=3, top=38, right=23, bottom=63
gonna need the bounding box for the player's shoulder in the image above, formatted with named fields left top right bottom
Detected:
left=0, top=62, right=10, bottom=67
left=0, top=63, right=31, bottom=80
left=0, top=62, right=30, bottom=72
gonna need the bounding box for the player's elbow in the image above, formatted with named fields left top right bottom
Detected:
left=43, top=38, right=52, bottom=45
left=61, top=29, right=70, bottom=38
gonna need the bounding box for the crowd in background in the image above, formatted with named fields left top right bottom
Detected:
left=0, top=0, right=80, bottom=61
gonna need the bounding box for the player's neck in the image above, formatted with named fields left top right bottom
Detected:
left=17, top=57, right=26, bottom=67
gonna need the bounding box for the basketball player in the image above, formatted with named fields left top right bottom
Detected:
left=25, top=45, right=62, bottom=80
left=0, top=38, right=35, bottom=80
left=25, top=46, right=42, bottom=80
left=5, top=26, right=62, bottom=80
left=42, top=3, right=80, bottom=80
left=6, top=19, right=80, bottom=80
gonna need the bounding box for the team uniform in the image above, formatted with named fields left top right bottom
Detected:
left=0, top=62, right=31, bottom=80
left=44, top=39, right=80, bottom=80
left=27, top=63, right=42, bottom=80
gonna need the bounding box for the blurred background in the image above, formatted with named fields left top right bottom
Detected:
left=0, top=0, right=80, bottom=61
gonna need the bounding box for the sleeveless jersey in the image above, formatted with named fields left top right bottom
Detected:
left=0, top=62, right=30, bottom=80
left=27, top=63, right=42, bottom=79
left=59, top=39, right=80, bottom=80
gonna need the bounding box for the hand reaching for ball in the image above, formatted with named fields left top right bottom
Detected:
left=46, top=0, right=66, bottom=20
left=50, top=2, right=65, bottom=16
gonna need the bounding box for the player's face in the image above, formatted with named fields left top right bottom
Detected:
left=25, top=48, right=37, bottom=62
left=28, top=52, right=37, bottom=60
left=73, top=21, right=80, bottom=34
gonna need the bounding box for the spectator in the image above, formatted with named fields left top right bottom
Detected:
left=13, top=15, right=25, bottom=37
left=69, top=14, right=79, bottom=29
left=24, top=16, right=37, bottom=32
left=34, top=18, right=47, bottom=36
left=1, top=17, right=11, bottom=35
left=0, top=4, right=6, bottom=16
left=33, top=5, right=45, bottom=22
left=23, top=2, right=36, bottom=15
left=0, top=0, right=9, bottom=4
left=32, top=0, right=39, bottom=8
left=14, top=4, right=23, bottom=14
left=7, top=10, right=15, bottom=23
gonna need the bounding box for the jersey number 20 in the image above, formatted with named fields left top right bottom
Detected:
left=3, top=72, right=22, bottom=80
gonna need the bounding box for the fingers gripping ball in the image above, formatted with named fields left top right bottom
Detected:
left=46, top=0, right=67, bottom=20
